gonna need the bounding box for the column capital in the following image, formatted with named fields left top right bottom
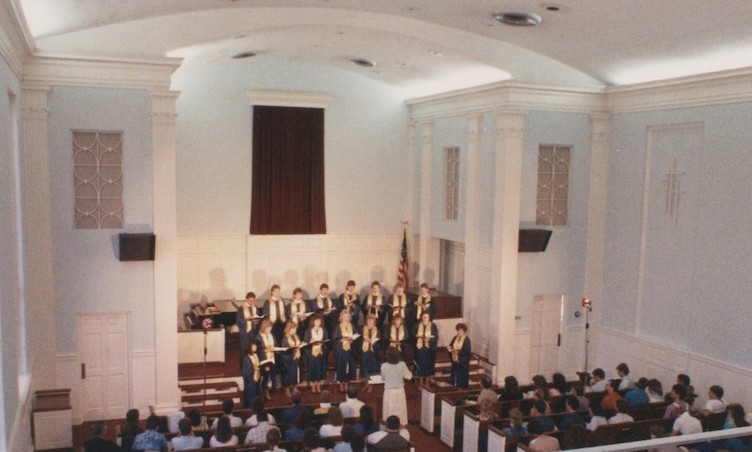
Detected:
left=149, top=90, right=180, bottom=122
left=20, top=85, right=50, bottom=120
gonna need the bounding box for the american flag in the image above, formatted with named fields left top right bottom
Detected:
left=397, top=227, right=409, bottom=288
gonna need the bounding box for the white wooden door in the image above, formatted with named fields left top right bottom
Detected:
left=78, top=313, right=130, bottom=420
left=529, top=294, right=564, bottom=378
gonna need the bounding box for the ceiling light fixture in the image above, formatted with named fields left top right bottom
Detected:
left=232, top=51, right=257, bottom=59
left=351, top=58, right=376, bottom=68
left=493, top=12, right=542, bottom=27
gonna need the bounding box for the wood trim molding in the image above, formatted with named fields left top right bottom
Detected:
left=0, top=0, right=32, bottom=78
left=247, top=91, right=332, bottom=108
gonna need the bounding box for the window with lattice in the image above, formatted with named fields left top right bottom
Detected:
left=445, top=146, right=460, bottom=220
left=73, top=131, right=124, bottom=229
left=536, top=145, right=570, bottom=226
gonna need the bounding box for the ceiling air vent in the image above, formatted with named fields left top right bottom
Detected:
left=493, top=12, right=542, bottom=27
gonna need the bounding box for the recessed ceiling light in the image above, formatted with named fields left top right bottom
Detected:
left=428, top=50, right=443, bottom=57
left=493, top=12, right=542, bottom=27
left=541, top=3, right=570, bottom=12
left=351, top=58, right=376, bottom=68
left=232, top=51, right=257, bottom=59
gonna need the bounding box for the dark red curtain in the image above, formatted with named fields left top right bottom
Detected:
left=250, top=106, right=326, bottom=234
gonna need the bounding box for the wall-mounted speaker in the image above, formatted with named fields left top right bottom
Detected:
left=118, top=233, right=156, bottom=261
left=518, top=229, right=552, bottom=252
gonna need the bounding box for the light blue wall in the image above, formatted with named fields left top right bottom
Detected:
left=604, top=103, right=752, bottom=368
left=47, top=86, right=155, bottom=354
left=0, top=56, right=22, bottom=450
left=172, top=60, right=409, bottom=236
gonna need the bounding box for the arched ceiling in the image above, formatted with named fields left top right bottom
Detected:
left=15, top=0, right=752, bottom=98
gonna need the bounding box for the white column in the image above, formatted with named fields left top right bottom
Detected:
left=20, top=85, right=56, bottom=389
left=490, top=110, right=525, bottom=381
left=584, top=113, right=610, bottom=368
left=463, top=114, right=482, bottom=327
left=150, top=90, right=181, bottom=413
left=418, top=120, right=435, bottom=286
left=405, top=122, right=416, bottom=289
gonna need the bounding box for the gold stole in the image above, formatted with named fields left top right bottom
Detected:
left=390, top=325, right=405, bottom=350
left=365, top=294, right=383, bottom=317
left=291, top=301, right=305, bottom=323
left=262, top=333, right=276, bottom=362
left=287, top=334, right=301, bottom=360
left=417, top=322, right=432, bottom=349
left=341, top=323, right=353, bottom=351
left=311, top=328, right=323, bottom=357
left=270, top=298, right=286, bottom=323
left=451, top=335, right=465, bottom=362
left=316, top=295, right=331, bottom=310
left=243, top=304, right=253, bottom=332
left=249, top=353, right=261, bottom=382
left=417, top=295, right=431, bottom=319
left=392, top=294, right=406, bottom=318
left=362, top=326, right=377, bottom=353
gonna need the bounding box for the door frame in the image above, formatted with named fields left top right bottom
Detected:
left=529, top=294, right=564, bottom=379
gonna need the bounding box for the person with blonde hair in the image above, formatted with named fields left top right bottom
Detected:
left=359, top=314, right=381, bottom=392
left=333, top=310, right=358, bottom=393
left=304, top=314, right=328, bottom=394
left=257, top=319, right=278, bottom=399
left=281, top=321, right=303, bottom=398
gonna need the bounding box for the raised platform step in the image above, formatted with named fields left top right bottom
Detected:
left=180, top=381, right=239, bottom=393
left=182, top=389, right=242, bottom=404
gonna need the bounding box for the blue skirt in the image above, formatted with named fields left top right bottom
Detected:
left=415, top=347, right=435, bottom=376
left=336, top=350, right=356, bottom=382
left=307, top=353, right=326, bottom=381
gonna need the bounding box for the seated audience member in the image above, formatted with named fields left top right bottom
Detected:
left=503, top=408, right=527, bottom=436
left=314, top=390, right=333, bottom=415
left=647, top=379, right=664, bottom=403
left=559, top=396, right=586, bottom=430
left=586, top=407, right=610, bottom=432
left=185, top=409, right=208, bottom=432
left=171, top=417, right=205, bottom=450
left=303, top=428, right=327, bottom=452
left=281, top=389, right=305, bottom=424
left=671, top=410, right=702, bottom=436
left=353, top=405, right=379, bottom=437
left=531, top=399, right=556, bottom=433
left=476, top=376, right=498, bottom=407
left=209, top=416, right=238, bottom=447
left=552, top=372, right=570, bottom=396
left=350, top=434, right=366, bottom=452
left=616, top=362, right=635, bottom=390
left=245, top=397, right=277, bottom=427
left=529, top=374, right=554, bottom=398
left=333, top=424, right=358, bottom=452
left=531, top=389, right=552, bottom=415
left=262, top=427, right=287, bottom=452
left=319, top=406, right=344, bottom=438
left=83, top=421, right=119, bottom=452
left=211, top=399, right=242, bottom=430
left=647, top=425, right=679, bottom=452
left=245, top=412, right=279, bottom=445
left=587, top=368, right=607, bottom=393
left=600, top=380, right=622, bottom=411
left=625, top=377, right=650, bottom=406
left=367, top=415, right=410, bottom=449
left=118, top=408, right=143, bottom=451
left=676, top=374, right=696, bottom=407
left=132, top=415, right=168, bottom=452
left=286, top=408, right=313, bottom=441
left=571, top=383, right=590, bottom=414
left=717, top=403, right=752, bottom=451
left=500, top=375, right=524, bottom=401
left=339, top=386, right=366, bottom=419
left=699, top=385, right=727, bottom=416
left=609, top=399, right=635, bottom=424
left=478, top=397, right=498, bottom=422
left=527, top=418, right=561, bottom=452
left=663, top=384, right=690, bottom=419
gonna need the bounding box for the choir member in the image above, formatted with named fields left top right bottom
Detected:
left=257, top=320, right=278, bottom=399
left=413, top=311, right=438, bottom=388
left=237, top=292, right=263, bottom=367
left=337, top=280, right=361, bottom=326
left=304, top=314, right=328, bottom=394
left=387, top=283, right=412, bottom=327
left=414, top=283, right=436, bottom=328
left=359, top=314, right=381, bottom=392
left=448, top=323, right=472, bottom=388
left=333, top=309, right=358, bottom=393
left=263, top=284, right=287, bottom=343
left=311, top=283, right=337, bottom=336
left=281, top=321, right=303, bottom=398
left=362, top=281, right=386, bottom=328
left=386, top=314, right=409, bottom=361
left=286, top=287, right=310, bottom=338
left=242, top=341, right=263, bottom=408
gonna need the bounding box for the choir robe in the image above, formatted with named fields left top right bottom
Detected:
left=257, top=332, right=279, bottom=389
left=449, top=334, right=472, bottom=388
left=337, top=292, right=362, bottom=326
left=303, top=326, right=328, bottom=382
left=281, top=333, right=303, bottom=387
left=333, top=322, right=359, bottom=382
left=310, top=294, right=337, bottom=338
left=263, top=297, right=288, bottom=342
left=385, top=324, right=410, bottom=360
left=286, top=300, right=309, bottom=338
left=414, top=295, right=436, bottom=324
left=359, top=324, right=381, bottom=377
left=387, top=293, right=413, bottom=325
left=362, top=293, right=386, bottom=327
left=412, top=322, right=438, bottom=376
left=237, top=303, right=262, bottom=359
left=242, top=352, right=262, bottom=407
